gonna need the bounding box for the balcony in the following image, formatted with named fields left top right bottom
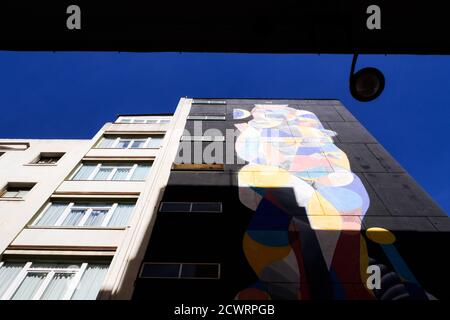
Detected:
left=10, top=228, right=125, bottom=250
left=104, top=122, right=169, bottom=134
left=85, top=148, right=159, bottom=159
left=55, top=180, right=146, bottom=195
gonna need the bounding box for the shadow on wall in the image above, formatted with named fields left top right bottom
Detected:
left=104, top=104, right=449, bottom=300
left=122, top=184, right=448, bottom=301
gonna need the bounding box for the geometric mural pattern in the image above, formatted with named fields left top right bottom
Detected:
left=234, top=104, right=434, bottom=300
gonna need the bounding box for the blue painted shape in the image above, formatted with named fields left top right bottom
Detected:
left=247, top=230, right=289, bottom=247
left=382, top=244, right=419, bottom=285
left=317, top=186, right=363, bottom=212
left=296, top=146, right=323, bottom=155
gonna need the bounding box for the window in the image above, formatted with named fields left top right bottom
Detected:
left=187, top=115, right=226, bottom=120
left=160, top=202, right=191, bottom=212
left=32, top=202, right=135, bottom=228
left=180, top=136, right=225, bottom=142
left=0, top=142, right=29, bottom=151
left=95, top=136, right=164, bottom=149
left=32, top=153, right=64, bottom=165
left=0, top=261, right=109, bottom=300
left=160, top=202, right=222, bottom=213
left=116, top=117, right=171, bottom=124
left=71, top=163, right=151, bottom=181
left=146, top=136, right=164, bottom=148
left=140, top=263, right=220, bottom=279
left=192, top=100, right=227, bottom=105
left=191, top=202, right=222, bottom=212
left=1, top=184, right=34, bottom=199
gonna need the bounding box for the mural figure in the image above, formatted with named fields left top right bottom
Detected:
left=233, top=104, right=432, bottom=300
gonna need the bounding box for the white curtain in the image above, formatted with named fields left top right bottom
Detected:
left=84, top=210, right=107, bottom=227
left=0, top=263, right=25, bottom=298
left=147, top=136, right=163, bottom=148
left=61, top=209, right=85, bottom=226
left=72, top=164, right=96, bottom=180
left=93, top=167, right=112, bottom=180
left=131, top=164, right=151, bottom=181
left=112, top=167, right=130, bottom=180
left=107, top=204, right=135, bottom=227
left=96, top=137, right=115, bottom=148
left=1, top=263, right=108, bottom=300
left=34, top=203, right=67, bottom=226
left=11, top=273, right=46, bottom=300
left=71, top=264, right=109, bottom=300
left=41, top=273, right=74, bottom=300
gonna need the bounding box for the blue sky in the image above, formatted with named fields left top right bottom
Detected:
left=0, top=52, right=449, bottom=214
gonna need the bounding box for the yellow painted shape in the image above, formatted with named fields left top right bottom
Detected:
left=307, top=215, right=342, bottom=231
left=238, top=170, right=255, bottom=186
left=366, top=227, right=396, bottom=244
left=243, top=233, right=291, bottom=276
left=306, top=191, right=326, bottom=216
left=239, top=165, right=291, bottom=188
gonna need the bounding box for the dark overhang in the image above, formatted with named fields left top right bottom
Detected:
left=1, top=0, right=449, bottom=54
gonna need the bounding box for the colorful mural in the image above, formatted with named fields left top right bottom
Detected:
left=234, top=104, right=433, bottom=300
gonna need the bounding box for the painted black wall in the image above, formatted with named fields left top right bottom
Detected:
left=132, top=99, right=449, bottom=300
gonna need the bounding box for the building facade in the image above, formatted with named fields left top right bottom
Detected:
left=0, top=98, right=191, bottom=300
left=0, top=98, right=448, bottom=300
left=132, top=98, right=449, bottom=300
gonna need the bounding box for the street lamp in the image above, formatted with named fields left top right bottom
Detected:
left=349, top=54, right=385, bottom=102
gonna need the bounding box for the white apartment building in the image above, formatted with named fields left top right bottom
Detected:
left=0, top=98, right=193, bottom=300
